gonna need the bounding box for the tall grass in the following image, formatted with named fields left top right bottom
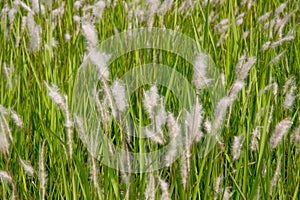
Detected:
left=0, top=0, right=299, bottom=199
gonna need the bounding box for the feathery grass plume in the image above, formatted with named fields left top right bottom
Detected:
left=2, top=62, right=13, bottom=90
left=10, top=109, right=23, bottom=128
left=235, top=13, right=244, bottom=26
left=89, top=50, right=111, bottom=81
left=212, top=97, right=231, bottom=134
left=0, top=105, right=7, bottom=115
left=157, top=0, right=173, bottom=15
left=275, top=2, right=287, bottom=14
left=64, top=95, right=73, bottom=161
left=74, top=1, right=82, bottom=10
left=228, top=80, right=245, bottom=100
left=51, top=37, right=57, bottom=48
left=90, top=157, right=100, bottom=192
left=251, top=127, right=262, bottom=152
left=0, top=170, right=12, bottom=183
left=262, top=18, right=275, bottom=33
left=1, top=6, right=9, bottom=38
left=275, top=10, right=296, bottom=33
left=232, top=135, right=244, bottom=161
left=214, top=176, right=223, bottom=200
left=122, top=149, right=131, bottom=198
left=269, top=155, right=282, bottom=195
left=93, top=87, right=110, bottom=127
left=183, top=131, right=190, bottom=188
left=44, top=82, right=65, bottom=108
left=0, top=170, right=17, bottom=199
left=258, top=83, right=274, bottom=96
left=242, top=30, right=250, bottom=39
left=145, top=127, right=165, bottom=145
left=143, top=85, right=159, bottom=119
left=165, top=113, right=180, bottom=166
left=214, top=18, right=229, bottom=34
left=178, top=0, right=195, bottom=14
left=27, top=12, right=41, bottom=52
left=1, top=5, right=8, bottom=24
left=221, top=71, right=226, bottom=87
left=222, top=186, right=231, bottom=200
left=119, top=148, right=131, bottom=185
left=0, top=109, right=13, bottom=142
left=88, top=124, right=103, bottom=158
left=257, top=11, right=272, bottom=24
left=64, top=32, right=71, bottom=42
left=74, top=115, right=88, bottom=145
left=273, top=82, right=278, bottom=102
left=236, top=56, right=256, bottom=81
left=8, top=7, right=16, bottom=32
left=270, top=118, right=293, bottom=149
left=19, top=158, right=34, bottom=177
left=30, top=0, right=40, bottom=13
left=101, top=81, right=118, bottom=119
left=82, top=22, right=98, bottom=49
left=14, top=0, right=35, bottom=14
left=145, top=172, right=155, bottom=200
left=52, top=2, right=65, bottom=19
left=111, top=79, right=128, bottom=113
left=217, top=32, right=228, bottom=47
left=283, top=76, right=295, bottom=94
left=73, top=15, right=81, bottom=23
left=145, top=0, right=160, bottom=19
left=50, top=3, right=64, bottom=30
left=193, top=53, right=212, bottom=90
left=283, top=85, right=297, bottom=109
left=291, top=125, right=300, bottom=152
left=0, top=110, right=13, bottom=143
left=185, top=98, right=204, bottom=143
left=268, top=50, right=286, bottom=66
left=271, top=34, right=294, bottom=48
left=0, top=120, right=10, bottom=155
left=158, top=176, right=171, bottom=200
left=235, top=54, right=247, bottom=74
left=154, top=101, right=167, bottom=131
left=260, top=41, right=271, bottom=51
left=93, top=1, right=106, bottom=20
left=266, top=106, right=274, bottom=133
left=180, top=153, right=188, bottom=190
left=39, top=140, right=47, bottom=200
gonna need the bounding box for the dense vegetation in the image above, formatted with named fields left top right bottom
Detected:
left=0, top=0, right=299, bottom=199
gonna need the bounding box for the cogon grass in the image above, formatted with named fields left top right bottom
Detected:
left=0, top=0, right=299, bottom=199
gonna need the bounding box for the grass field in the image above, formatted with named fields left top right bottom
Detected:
left=0, top=0, right=300, bottom=199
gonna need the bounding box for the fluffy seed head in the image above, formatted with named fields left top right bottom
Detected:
left=0, top=170, right=12, bottom=183
left=158, top=176, right=171, bottom=200
left=258, top=11, right=272, bottom=24
left=269, top=155, right=282, bottom=195
left=89, top=50, right=111, bottom=80
left=270, top=118, right=292, bottom=149
left=19, top=158, right=34, bottom=177
left=283, top=85, right=297, bottom=109
left=93, top=1, right=106, bottom=20
left=82, top=22, right=98, bottom=48
left=193, top=53, right=213, bottom=90
left=268, top=50, right=286, bottom=66
left=232, top=135, right=244, bottom=160
left=111, top=79, right=128, bottom=113
left=10, top=110, right=23, bottom=128
left=44, top=82, right=65, bottom=109
left=145, top=173, right=155, bottom=200
left=143, top=85, right=159, bottom=118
